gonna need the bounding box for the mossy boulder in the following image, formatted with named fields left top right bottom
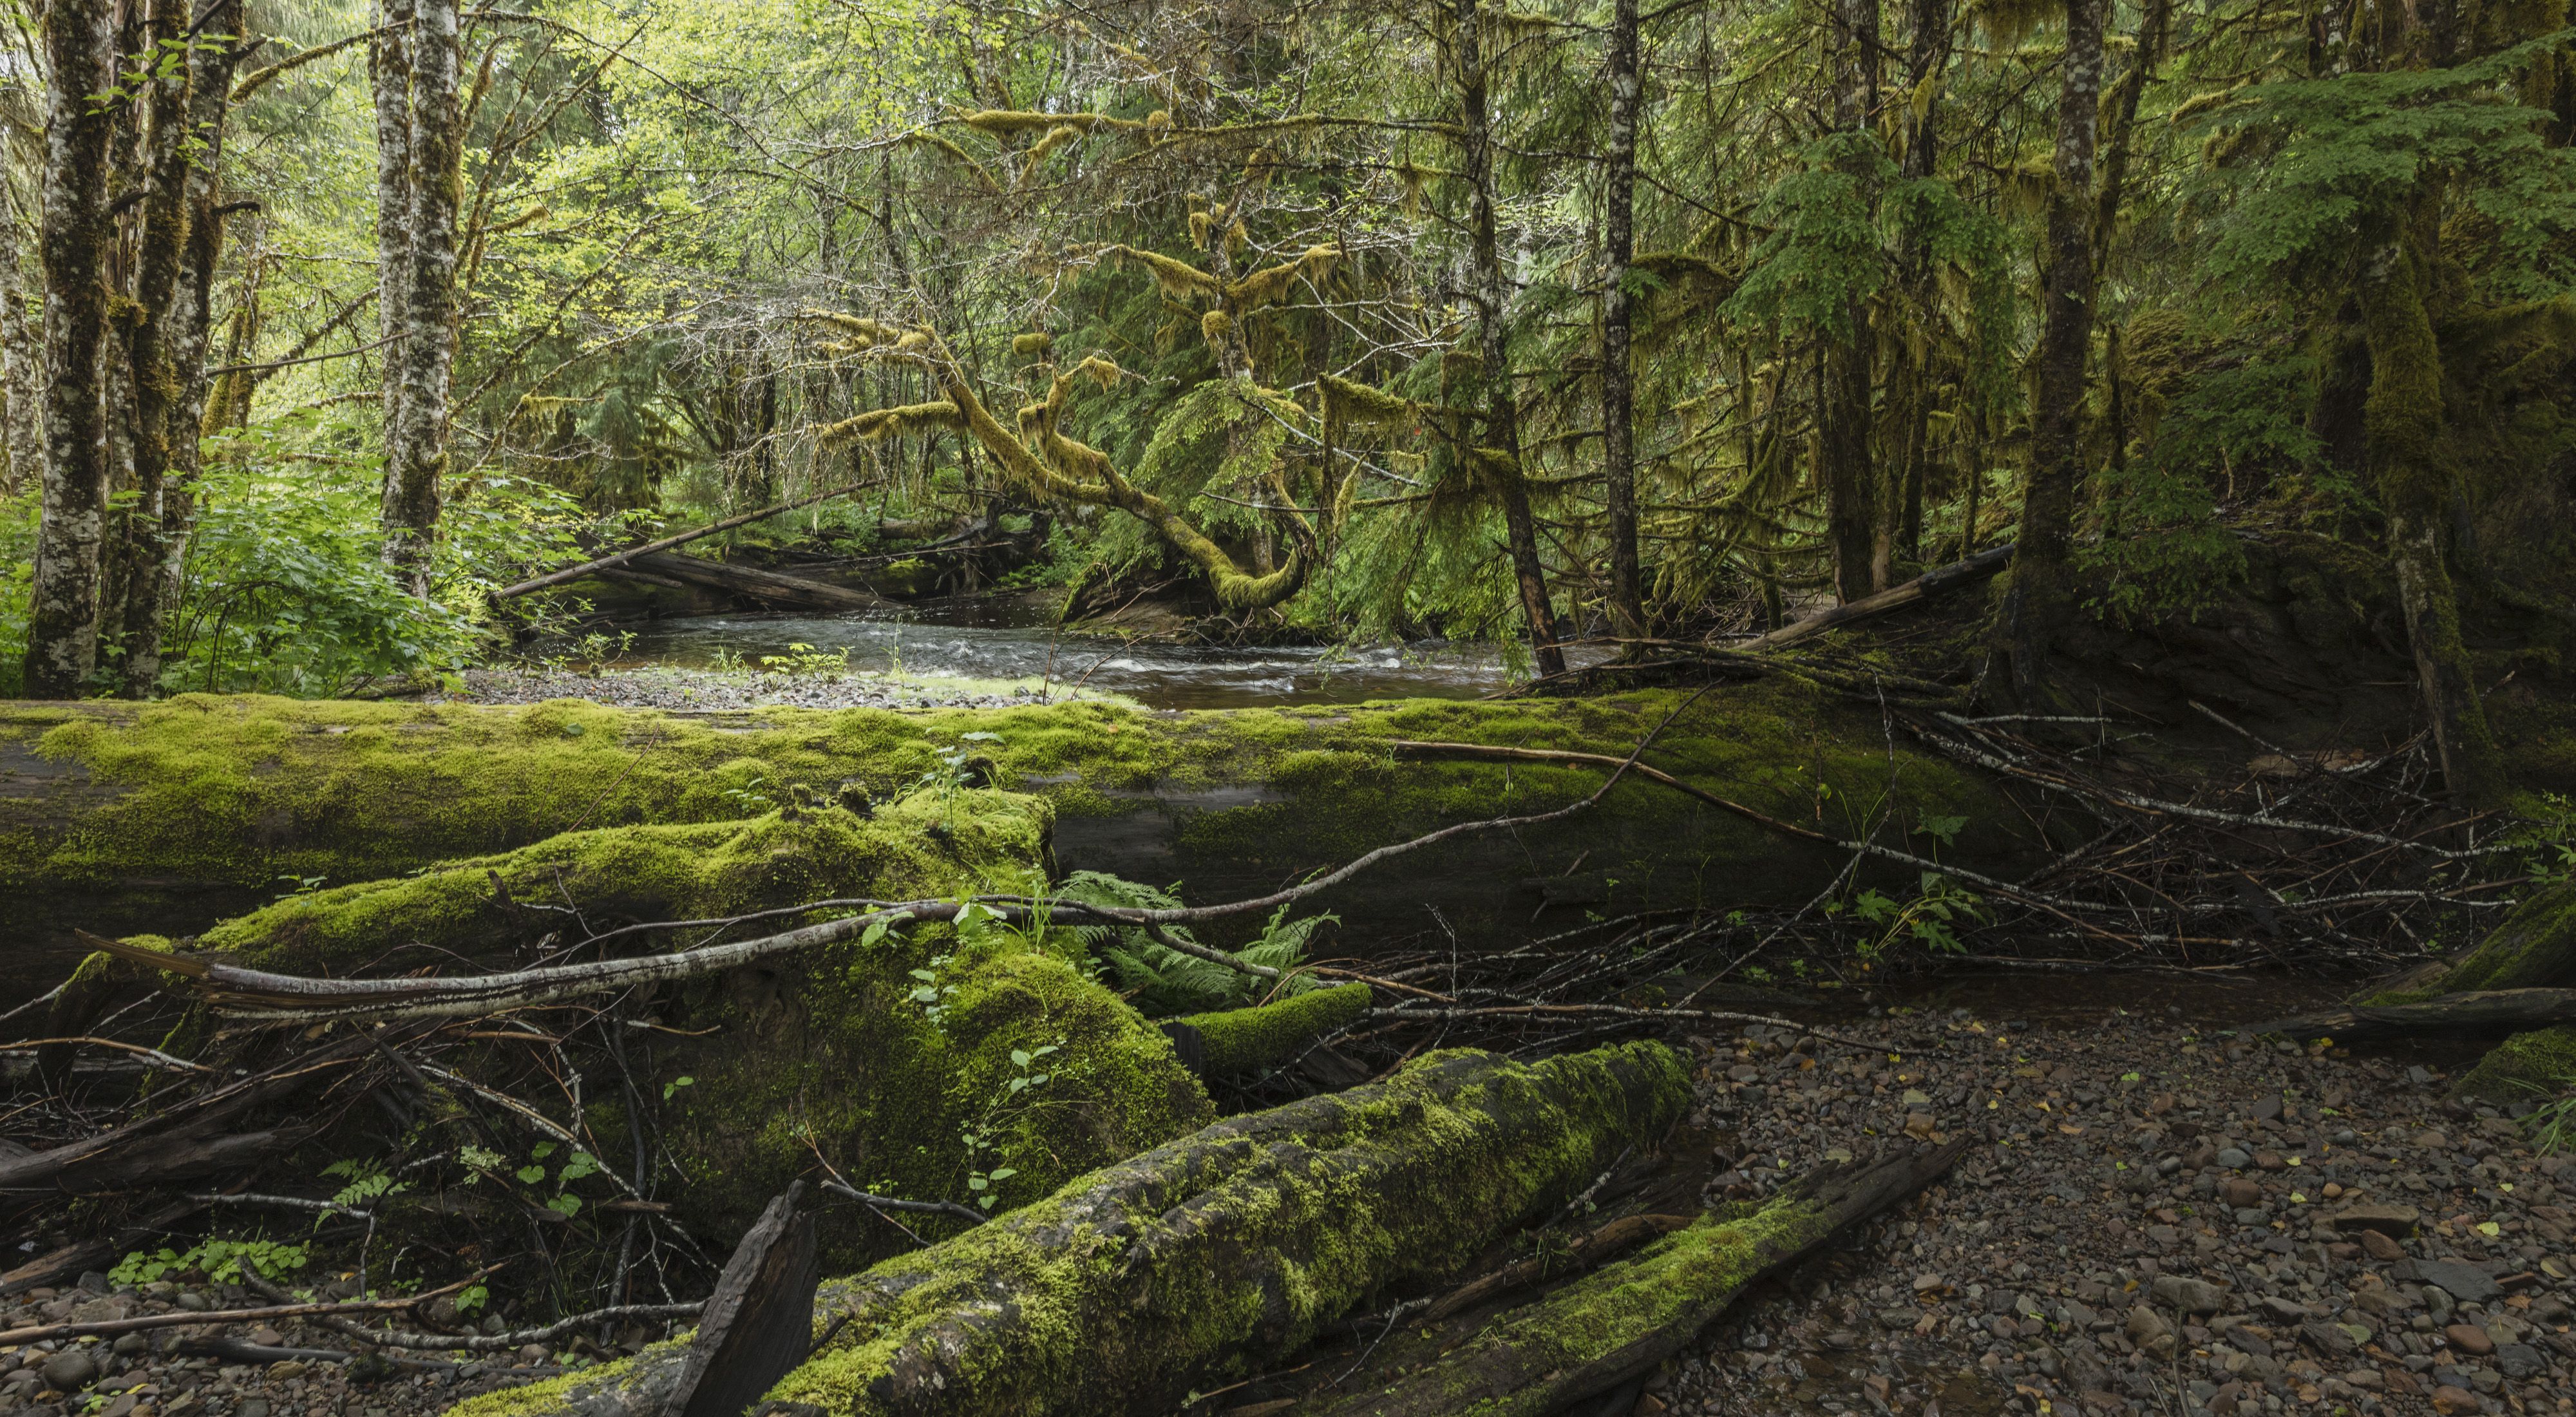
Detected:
left=82, top=788, right=1212, bottom=1268
left=3, top=683, right=2035, bottom=976
left=443, top=1042, right=1690, bottom=1417
left=2360, top=878, right=2576, bottom=1005
left=2454, top=1025, right=2576, bottom=1105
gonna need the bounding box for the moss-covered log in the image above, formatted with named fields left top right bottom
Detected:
left=1171, top=980, right=1373, bottom=1075
left=1300, top=1140, right=1970, bottom=1417
left=57, top=789, right=1213, bottom=1268
left=2358, top=878, right=2576, bottom=1005
left=1, top=684, right=2031, bottom=974
left=2253, top=989, right=2576, bottom=1043
left=446, top=1042, right=1690, bottom=1417
left=2454, top=1025, right=2576, bottom=1103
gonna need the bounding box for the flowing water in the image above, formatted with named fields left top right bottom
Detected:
left=609, top=596, right=1600, bottom=709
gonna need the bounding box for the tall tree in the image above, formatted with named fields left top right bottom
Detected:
left=1994, top=0, right=2104, bottom=702
left=375, top=0, right=465, bottom=593
left=23, top=0, right=118, bottom=698
left=1886, top=0, right=1951, bottom=564
left=1597, top=0, right=1647, bottom=646
left=1824, top=0, right=1880, bottom=600
left=1456, top=0, right=1565, bottom=676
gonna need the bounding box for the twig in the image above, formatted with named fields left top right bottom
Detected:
left=0, top=1269, right=498, bottom=1346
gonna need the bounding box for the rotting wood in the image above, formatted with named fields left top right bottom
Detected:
left=1299, top=1140, right=1970, bottom=1417
left=620, top=551, right=883, bottom=610
left=2250, top=988, right=2576, bottom=1043
left=1417, top=1210, right=1693, bottom=1323
left=1738, top=542, right=2015, bottom=652
left=667, top=1184, right=821, bottom=1417
left=491, top=480, right=886, bottom=600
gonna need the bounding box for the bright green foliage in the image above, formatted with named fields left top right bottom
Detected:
left=1175, top=981, right=1375, bottom=1074
left=1058, top=870, right=1336, bottom=1014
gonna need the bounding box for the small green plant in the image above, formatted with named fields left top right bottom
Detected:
left=719, top=775, right=775, bottom=813
left=956, top=1041, right=1062, bottom=1210
left=321, top=1157, right=408, bottom=1213
left=2519, top=1086, right=2576, bottom=1154
left=704, top=645, right=745, bottom=672
left=918, top=731, right=1001, bottom=826
left=759, top=642, right=851, bottom=675
left=272, top=872, right=327, bottom=901
left=1057, top=870, right=1335, bottom=1013
left=113, top=1236, right=310, bottom=1288
left=661, top=1074, right=696, bottom=1101
left=1849, top=871, right=1989, bottom=958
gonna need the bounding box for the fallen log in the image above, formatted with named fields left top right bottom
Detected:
left=624, top=550, right=880, bottom=610
left=491, top=479, right=884, bottom=600
left=447, top=1041, right=1691, bottom=1417
left=1168, top=981, right=1374, bottom=1076
left=1302, top=1139, right=1970, bottom=1417
left=1738, top=542, right=2015, bottom=652
left=2354, top=877, right=2576, bottom=1005
left=2251, top=989, right=2576, bottom=1043
left=0, top=1198, right=204, bottom=1297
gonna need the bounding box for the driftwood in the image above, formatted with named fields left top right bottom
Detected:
left=450, top=1043, right=1690, bottom=1417
left=1302, top=1140, right=1970, bottom=1417
left=1738, top=542, right=2016, bottom=651
left=2252, top=988, right=2576, bottom=1043
left=0, top=1199, right=204, bottom=1297
left=492, top=480, right=882, bottom=600
left=667, top=1185, right=820, bottom=1417
left=620, top=551, right=880, bottom=610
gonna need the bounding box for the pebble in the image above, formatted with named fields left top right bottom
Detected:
left=36, top=1352, right=97, bottom=1391
left=426, top=665, right=1050, bottom=714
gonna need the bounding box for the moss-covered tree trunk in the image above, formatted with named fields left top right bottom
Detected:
left=1598, top=0, right=1647, bottom=645
left=2357, top=226, right=2508, bottom=808
left=22, top=0, right=119, bottom=699
left=1455, top=0, right=1566, bottom=678
left=455, top=1043, right=1690, bottom=1417
left=1826, top=0, right=1881, bottom=600
left=1996, top=0, right=2103, bottom=703
left=379, top=0, right=464, bottom=592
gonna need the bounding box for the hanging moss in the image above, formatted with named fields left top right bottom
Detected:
left=816, top=403, right=965, bottom=448
left=1175, top=981, right=1373, bottom=1074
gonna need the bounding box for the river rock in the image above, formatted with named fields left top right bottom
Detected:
left=2410, top=1260, right=2503, bottom=1303
left=37, top=1352, right=98, bottom=1391
left=2361, top=1228, right=2406, bottom=1261
left=2331, top=1202, right=2420, bottom=1237
left=2445, top=1323, right=2496, bottom=1356
left=2152, top=1275, right=2226, bottom=1315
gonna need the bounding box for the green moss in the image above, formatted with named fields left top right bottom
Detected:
left=1, top=683, right=2026, bottom=912
left=2381, top=879, right=2576, bottom=1002
left=1349, top=1202, right=1832, bottom=1417
left=1177, top=982, right=1372, bottom=1074
left=2454, top=1025, right=2576, bottom=1104
left=113, top=786, right=1208, bottom=1270
left=449, top=1043, right=1689, bottom=1417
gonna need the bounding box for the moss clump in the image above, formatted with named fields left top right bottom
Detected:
left=2453, top=1025, right=2576, bottom=1104
left=1176, top=981, right=1372, bottom=1074
left=449, top=1043, right=1689, bottom=1417
left=2365, top=879, right=2576, bottom=1003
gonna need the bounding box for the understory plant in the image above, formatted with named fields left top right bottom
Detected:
left=1056, top=870, right=1336, bottom=1014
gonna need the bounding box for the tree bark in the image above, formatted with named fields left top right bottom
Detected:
left=2357, top=229, right=2508, bottom=808
left=1888, top=0, right=1951, bottom=566
left=100, top=0, right=200, bottom=698
left=0, top=173, right=39, bottom=499
left=1827, top=0, right=1881, bottom=600
left=23, top=0, right=120, bottom=699
left=379, top=0, right=464, bottom=594
left=1598, top=0, right=1647, bottom=646
left=1994, top=0, right=2103, bottom=703
left=1456, top=0, right=1564, bottom=676
left=479, top=1044, right=1690, bottom=1417
left=370, top=0, right=417, bottom=515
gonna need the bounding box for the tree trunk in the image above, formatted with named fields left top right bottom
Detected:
left=0, top=176, right=39, bottom=499
left=371, top=0, right=417, bottom=516
left=100, top=0, right=198, bottom=699
left=1827, top=0, right=1881, bottom=600
left=2357, top=230, right=2507, bottom=808
left=380, top=0, right=465, bottom=594
left=1305, top=1141, right=1969, bottom=1417
left=1598, top=0, right=1647, bottom=647
left=481, top=1044, right=1690, bottom=1417
left=1994, top=0, right=2103, bottom=703
left=23, top=0, right=120, bottom=699
left=1889, top=0, right=1951, bottom=567
left=1456, top=0, right=1564, bottom=676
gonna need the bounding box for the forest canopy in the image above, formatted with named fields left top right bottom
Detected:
left=1, top=0, right=2570, bottom=806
